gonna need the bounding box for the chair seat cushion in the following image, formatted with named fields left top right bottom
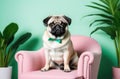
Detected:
left=21, top=69, right=78, bottom=79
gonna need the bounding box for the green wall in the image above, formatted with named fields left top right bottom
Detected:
left=0, top=0, right=117, bottom=79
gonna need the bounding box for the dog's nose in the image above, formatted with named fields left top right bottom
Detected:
left=56, top=25, right=61, bottom=30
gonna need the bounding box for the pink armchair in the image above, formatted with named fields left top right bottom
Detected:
left=15, top=35, right=101, bottom=79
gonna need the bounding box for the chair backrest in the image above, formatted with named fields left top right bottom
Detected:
left=70, top=35, right=101, bottom=56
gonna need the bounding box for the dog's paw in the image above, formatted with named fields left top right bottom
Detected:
left=41, top=66, right=49, bottom=71
left=64, top=68, right=71, bottom=72
left=64, top=65, right=71, bottom=72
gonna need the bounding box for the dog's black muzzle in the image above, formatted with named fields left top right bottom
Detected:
left=51, top=25, right=66, bottom=37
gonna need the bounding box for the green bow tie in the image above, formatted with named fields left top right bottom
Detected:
left=48, top=38, right=62, bottom=43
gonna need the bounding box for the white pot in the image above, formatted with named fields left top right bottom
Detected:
left=0, top=66, right=12, bottom=79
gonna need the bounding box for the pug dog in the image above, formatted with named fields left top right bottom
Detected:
left=41, top=15, right=78, bottom=72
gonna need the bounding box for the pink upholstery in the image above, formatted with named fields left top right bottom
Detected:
left=15, top=35, right=101, bottom=79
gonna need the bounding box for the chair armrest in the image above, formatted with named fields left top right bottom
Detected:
left=15, top=48, right=45, bottom=74
left=77, top=51, right=101, bottom=79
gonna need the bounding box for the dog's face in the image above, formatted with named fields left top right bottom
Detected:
left=43, top=15, right=71, bottom=38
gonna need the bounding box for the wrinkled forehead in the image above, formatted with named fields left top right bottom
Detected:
left=48, top=16, right=68, bottom=24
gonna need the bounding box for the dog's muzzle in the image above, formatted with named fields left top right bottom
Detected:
left=51, top=25, right=66, bottom=37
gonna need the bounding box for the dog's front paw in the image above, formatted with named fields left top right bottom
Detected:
left=41, top=66, right=49, bottom=71
left=64, top=65, right=71, bottom=72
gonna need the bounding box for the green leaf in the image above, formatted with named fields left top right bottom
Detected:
left=108, top=0, right=115, bottom=15
left=91, top=26, right=116, bottom=39
left=0, top=31, right=2, bottom=38
left=0, top=47, right=4, bottom=67
left=117, top=1, right=120, bottom=10
left=12, top=32, right=32, bottom=49
left=7, top=36, right=14, bottom=47
left=0, top=32, right=4, bottom=48
left=3, top=23, right=18, bottom=45
left=100, top=0, right=109, bottom=5
left=86, top=5, right=110, bottom=14
left=91, top=2, right=108, bottom=9
left=0, top=32, right=2, bottom=47
left=112, top=0, right=119, bottom=10
left=0, top=39, right=5, bottom=48
left=86, top=13, right=114, bottom=20
left=89, top=19, right=113, bottom=27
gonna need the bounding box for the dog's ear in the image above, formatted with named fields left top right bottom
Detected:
left=43, top=16, right=52, bottom=26
left=63, top=16, right=71, bottom=25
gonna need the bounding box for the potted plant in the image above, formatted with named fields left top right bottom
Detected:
left=86, top=0, right=120, bottom=79
left=0, top=23, right=32, bottom=79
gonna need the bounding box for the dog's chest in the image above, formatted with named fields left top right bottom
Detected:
left=49, top=49, right=65, bottom=63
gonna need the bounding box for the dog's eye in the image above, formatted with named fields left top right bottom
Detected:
left=49, top=23, right=55, bottom=26
left=61, top=22, right=67, bottom=26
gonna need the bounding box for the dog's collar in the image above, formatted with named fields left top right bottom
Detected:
left=48, top=38, right=62, bottom=43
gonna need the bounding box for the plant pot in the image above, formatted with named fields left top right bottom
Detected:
left=0, top=66, right=12, bottom=79
left=112, top=67, right=120, bottom=79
